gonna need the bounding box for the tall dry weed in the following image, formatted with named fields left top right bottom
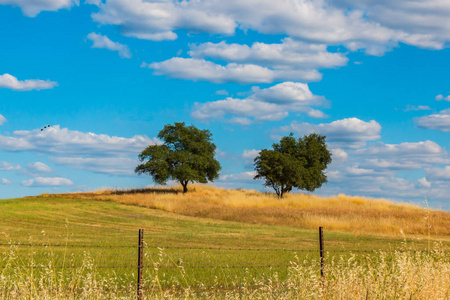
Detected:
left=0, top=244, right=448, bottom=299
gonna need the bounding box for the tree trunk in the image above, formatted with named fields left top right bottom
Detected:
left=181, top=180, right=188, bottom=193
left=273, top=183, right=281, bottom=198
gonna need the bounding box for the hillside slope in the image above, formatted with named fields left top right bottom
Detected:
left=44, top=185, right=450, bottom=238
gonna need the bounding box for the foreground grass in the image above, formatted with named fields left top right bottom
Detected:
left=1, top=186, right=449, bottom=298
left=50, top=184, right=450, bottom=238
left=1, top=246, right=448, bottom=299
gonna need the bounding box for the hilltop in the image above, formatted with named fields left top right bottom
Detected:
left=41, top=185, right=450, bottom=238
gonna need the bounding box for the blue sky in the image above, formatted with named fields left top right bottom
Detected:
left=1, top=0, right=450, bottom=210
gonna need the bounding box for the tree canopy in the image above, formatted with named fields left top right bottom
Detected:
left=135, top=122, right=221, bottom=193
left=254, top=133, right=332, bottom=198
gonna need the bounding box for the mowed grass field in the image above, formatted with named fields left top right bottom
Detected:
left=0, top=185, right=449, bottom=298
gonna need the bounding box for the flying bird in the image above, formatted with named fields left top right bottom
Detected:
left=40, top=125, right=52, bottom=131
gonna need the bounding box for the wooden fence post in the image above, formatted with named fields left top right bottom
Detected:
left=319, top=226, right=324, bottom=278
left=137, top=229, right=144, bottom=300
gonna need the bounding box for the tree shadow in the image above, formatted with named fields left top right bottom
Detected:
left=111, top=187, right=180, bottom=195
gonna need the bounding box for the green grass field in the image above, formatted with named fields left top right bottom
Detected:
left=1, top=195, right=448, bottom=294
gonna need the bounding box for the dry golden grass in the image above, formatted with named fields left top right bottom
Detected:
left=45, top=184, right=450, bottom=237
left=2, top=244, right=449, bottom=299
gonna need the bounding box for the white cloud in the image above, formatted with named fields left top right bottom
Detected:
left=403, top=105, right=431, bottom=112
left=192, top=82, right=327, bottom=123
left=251, top=82, right=327, bottom=105
left=0, top=0, right=78, bottom=17
left=279, top=118, right=381, bottom=149
left=87, top=32, right=132, bottom=58
left=21, top=177, right=73, bottom=187
left=26, top=162, right=52, bottom=173
left=1, top=178, right=12, bottom=185
left=189, top=38, right=347, bottom=73
left=219, top=171, right=257, bottom=183
left=435, top=94, right=450, bottom=102
left=0, top=74, right=57, bottom=91
left=415, top=109, right=450, bottom=132
left=328, top=0, right=450, bottom=51
left=0, top=125, right=159, bottom=176
left=90, top=0, right=450, bottom=54
left=426, top=166, right=450, bottom=181
left=91, top=0, right=236, bottom=41
left=354, top=141, right=450, bottom=170
left=0, top=125, right=158, bottom=157
left=122, top=1, right=450, bottom=84
left=149, top=38, right=346, bottom=84
left=331, top=148, right=348, bottom=162
left=50, top=157, right=137, bottom=176
left=307, top=109, right=328, bottom=118
left=318, top=137, right=450, bottom=204
left=0, top=114, right=6, bottom=125
left=148, top=58, right=321, bottom=84
left=418, top=177, right=431, bottom=188
left=0, top=161, right=20, bottom=171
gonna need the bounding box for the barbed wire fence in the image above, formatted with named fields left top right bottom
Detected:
left=0, top=227, right=447, bottom=298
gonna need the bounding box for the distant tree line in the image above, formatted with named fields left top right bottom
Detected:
left=136, top=122, right=332, bottom=198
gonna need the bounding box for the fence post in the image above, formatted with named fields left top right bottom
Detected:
left=319, top=226, right=324, bottom=278
left=137, top=229, right=144, bottom=300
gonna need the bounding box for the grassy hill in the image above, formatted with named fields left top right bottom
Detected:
left=0, top=185, right=449, bottom=298
left=45, top=184, right=450, bottom=238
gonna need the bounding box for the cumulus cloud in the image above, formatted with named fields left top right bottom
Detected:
left=0, top=114, right=6, bottom=125
left=354, top=141, right=450, bottom=170
left=426, top=166, right=450, bottom=181
left=148, top=38, right=347, bottom=84
left=331, top=148, right=348, bottom=162
left=435, top=94, right=444, bottom=101
left=414, top=109, right=450, bottom=132
left=279, top=118, right=381, bottom=149
left=318, top=136, right=450, bottom=204
left=329, top=0, right=450, bottom=49
left=192, top=82, right=327, bottom=123
left=123, top=1, right=450, bottom=84
left=91, top=0, right=236, bottom=41
left=307, top=109, right=328, bottom=118
left=87, top=32, right=132, bottom=58
left=189, top=39, right=347, bottom=69
left=0, top=74, right=58, bottom=91
left=0, top=0, right=78, bottom=17
left=0, top=125, right=158, bottom=157
left=90, top=0, right=450, bottom=54
left=0, top=161, right=20, bottom=171
left=50, top=157, right=137, bottom=176
left=418, top=177, right=431, bottom=188
left=26, top=162, right=52, bottom=173
left=0, top=125, right=159, bottom=176
left=148, top=58, right=321, bottom=84
left=21, top=177, right=73, bottom=187
left=1, top=178, right=12, bottom=185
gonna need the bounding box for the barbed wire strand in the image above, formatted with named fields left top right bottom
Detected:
left=0, top=243, right=446, bottom=253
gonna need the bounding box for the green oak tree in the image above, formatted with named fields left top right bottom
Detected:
left=254, top=133, right=332, bottom=198
left=135, top=122, right=221, bottom=193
